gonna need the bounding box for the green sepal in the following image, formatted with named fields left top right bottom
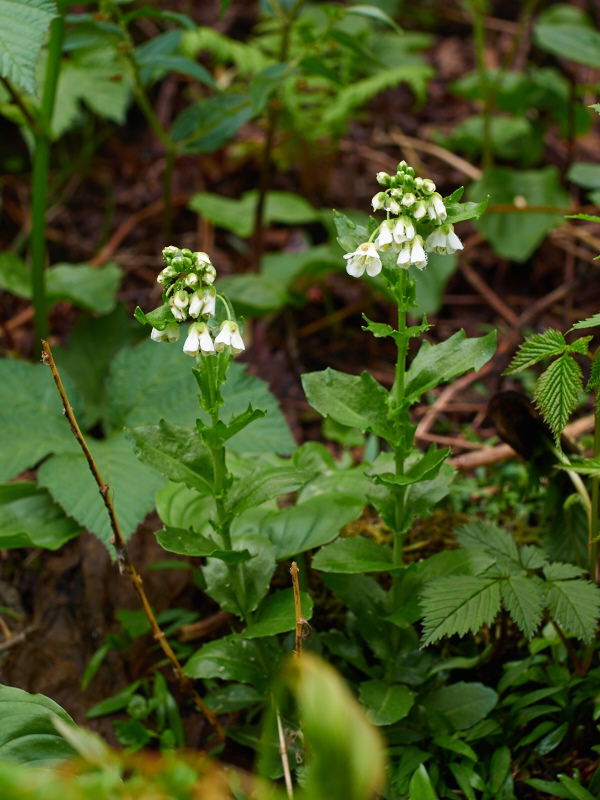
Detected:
left=197, top=403, right=266, bottom=449
left=370, top=445, right=451, bottom=487
left=445, top=195, right=489, bottom=224
left=503, top=329, right=567, bottom=374
left=134, top=303, right=176, bottom=330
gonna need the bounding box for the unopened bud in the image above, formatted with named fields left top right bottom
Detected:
left=376, top=172, right=391, bottom=186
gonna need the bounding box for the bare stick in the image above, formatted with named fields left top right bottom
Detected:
left=41, top=340, right=225, bottom=742
left=290, top=562, right=305, bottom=659
left=276, top=701, right=294, bottom=799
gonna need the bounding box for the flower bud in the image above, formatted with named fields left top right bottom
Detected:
left=397, top=160, right=407, bottom=172
left=372, top=192, right=387, bottom=211
left=185, top=272, right=200, bottom=289
left=162, top=245, right=180, bottom=261
left=173, top=290, right=189, bottom=310
left=157, top=265, right=178, bottom=286
left=203, top=264, right=217, bottom=285
left=376, top=172, right=391, bottom=186
left=422, top=179, right=436, bottom=194
left=401, top=193, right=416, bottom=207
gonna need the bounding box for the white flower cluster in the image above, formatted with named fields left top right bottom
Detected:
left=344, top=162, right=463, bottom=279
left=150, top=246, right=244, bottom=358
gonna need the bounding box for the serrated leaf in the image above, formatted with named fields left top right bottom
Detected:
left=421, top=576, right=502, bottom=646
left=534, top=354, right=582, bottom=445
left=545, top=578, right=600, bottom=644
left=240, top=589, right=313, bottom=639
left=0, top=0, right=56, bottom=94
left=37, top=433, right=165, bottom=546
left=358, top=680, right=414, bottom=726
left=455, top=522, right=521, bottom=571
left=0, top=684, right=76, bottom=764
left=444, top=196, right=489, bottom=223
left=573, top=312, right=600, bottom=331
left=0, top=482, right=82, bottom=550
left=558, top=456, right=600, bottom=478
left=568, top=336, right=592, bottom=355
left=0, top=361, right=81, bottom=482
left=504, top=329, right=567, bottom=374
left=544, top=562, right=586, bottom=580
left=500, top=576, right=544, bottom=639
left=126, top=420, right=214, bottom=495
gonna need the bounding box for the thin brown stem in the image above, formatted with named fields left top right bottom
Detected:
left=551, top=620, right=584, bottom=676
left=41, top=340, right=225, bottom=742
left=290, top=561, right=305, bottom=658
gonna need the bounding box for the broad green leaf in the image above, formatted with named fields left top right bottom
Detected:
left=189, top=190, right=317, bottom=238
left=133, top=302, right=175, bottom=331
left=203, top=533, right=276, bottom=616
left=0, top=252, right=30, bottom=298
left=0, top=361, right=81, bottom=482
left=184, top=634, right=276, bottom=690
left=571, top=312, right=600, bottom=331
left=37, top=433, right=165, bottom=546
left=534, top=24, right=600, bottom=69
left=545, top=578, right=600, bottom=644
left=534, top=354, right=582, bottom=445
left=0, top=685, right=75, bottom=764
left=455, top=522, right=521, bottom=571
left=52, top=306, right=134, bottom=429
left=154, top=526, right=251, bottom=564
left=204, top=683, right=264, bottom=713
left=214, top=274, right=290, bottom=316
left=358, top=680, right=414, bottom=726
left=0, top=0, right=56, bottom=93
left=136, top=53, right=215, bottom=89
left=568, top=163, right=600, bottom=190
left=226, top=466, right=313, bottom=517
left=444, top=196, right=489, bottom=224
left=424, top=682, right=498, bottom=731
left=421, top=576, right=502, bottom=646
left=449, top=762, right=477, bottom=800
left=404, top=330, right=496, bottom=403
left=500, top=576, right=544, bottom=639
left=543, top=563, right=586, bottom=580
left=302, top=368, right=396, bottom=441
left=408, top=765, right=439, bottom=800
left=346, top=4, right=404, bottom=35
left=312, top=536, right=396, bottom=573
left=467, top=166, right=570, bottom=262
left=126, top=419, right=214, bottom=494
left=170, top=92, right=254, bottom=153
left=372, top=445, right=450, bottom=487
left=504, top=329, right=567, bottom=374
left=250, top=62, right=290, bottom=111
left=0, top=482, right=82, bottom=550
left=333, top=209, right=369, bottom=253
left=263, top=493, right=364, bottom=560
left=106, top=341, right=295, bottom=454
left=557, top=775, right=598, bottom=800
left=240, top=589, right=313, bottom=639
left=155, top=482, right=215, bottom=532
left=46, top=263, right=122, bottom=314
left=489, top=747, right=511, bottom=794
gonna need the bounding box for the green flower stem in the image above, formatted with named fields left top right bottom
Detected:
left=31, top=11, right=65, bottom=354
left=393, top=269, right=409, bottom=566
left=591, top=395, right=600, bottom=584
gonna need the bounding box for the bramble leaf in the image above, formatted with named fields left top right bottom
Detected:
left=534, top=354, right=582, bottom=445
left=545, top=578, right=600, bottom=644
left=500, top=575, right=544, bottom=639
left=0, top=0, right=56, bottom=93
left=421, top=576, right=501, bottom=646
left=503, top=329, right=566, bottom=374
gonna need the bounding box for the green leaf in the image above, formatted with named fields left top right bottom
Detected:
left=0, top=482, right=82, bottom=550
left=421, top=576, right=502, bottom=646
left=405, top=330, right=496, bottom=404
left=500, top=576, right=544, bottom=639
left=198, top=404, right=266, bottom=449
left=126, top=420, right=214, bottom=495
left=0, top=0, right=56, bottom=93
left=455, top=522, right=521, bottom=571
left=489, top=747, right=511, bottom=794
left=449, top=763, right=477, bottom=800
left=264, top=493, right=364, bottom=560
left=568, top=163, right=600, bottom=190
left=189, top=190, right=317, bottom=238
left=432, top=735, right=477, bottom=761
left=0, top=252, right=31, bottom=298
left=571, top=312, right=600, bottom=331
left=136, top=53, right=215, bottom=89
left=170, top=92, right=254, bottom=153
left=534, top=24, right=600, bottom=69
left=467, top=166, right=570, bottom=262
left=240, top=588, right=313, bottom=639
left=408, top=765, right=439, bottom=800
left=333, top=209, right=368, bottom=253
left=214, top=274, right=290, bottom=317
left=107, top=342, right=295, bottom=455
left=544, top=563, right=586, bottom=580
left=534, top=354, right=582, bottom=445
left=525, top=778, right=582, bottom=799
left=37, top=433, right=165, bottom=547
left=133, top=303, right=175, bottom=331
left=545, top=578, right=600, bottom=644
left=46, top=263, right=122, bottom=314
left=312, top=537, right=395, bottom=574
left=504, top=329, right=567, bottom=374
left=184, top=634, right=276, bottom=690
left=557, top=775, right=598, bottom=800
left=358, top=680, right=414, bottom=726
left=203, top=533, right=276, bottom=616
left=0, top=684, right=76, bottom=764
left=444, top=196, right=489, bottom=224
left=226, top=466, right=313, bottom=517
left=568, top=336, right=592, bottom=355
left=346, top=4, right=404, bottom=35
left=0, top=361, right=81, bottom=482
left=424, top=682, right=498, bottom=731
left=204, top=683, right=264, bottom=713
left=372, top=445, right=450, bottom=487
left=302, top=368, right=396, bottom=441
left=154, top=525, right=251, bottom=564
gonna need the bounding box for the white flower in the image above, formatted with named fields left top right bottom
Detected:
left=425, top=224, right=463, bottom=255
left=188, top=290, right=204, bottom=318
left=396, top=236, right=428, bottom=270
left=151, top=323, right=180, bottom=343
left=401, top=193, right=416, bottom=208
left=194, top=251, right=211, bottom=267
left=422, top=179, right=436, bottom=194
left=343, top=242, right=382, bottom=278
left=215, top=320, right=245, bottom=354
left=392, top=216, right=415, bottom=248
left=374, top=221, right=394, bottom=251
left=427, top=193, right=447, bottom=223
left=203, top=264, right=217, bottom=285
left=202, top=288, right=216, bottom=317
left=169, top=297, right=187, bottom=321
left=183, top=322, right=215, bottom=356
left=413, top=200, right=427, bottom=220
left=372, top=192, right=387, bottom=210
left=386, top=197, right=401, bottom=215
left=173, top=290, right=189, bottom=310
left=185, top=272, right=200, bottom=289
